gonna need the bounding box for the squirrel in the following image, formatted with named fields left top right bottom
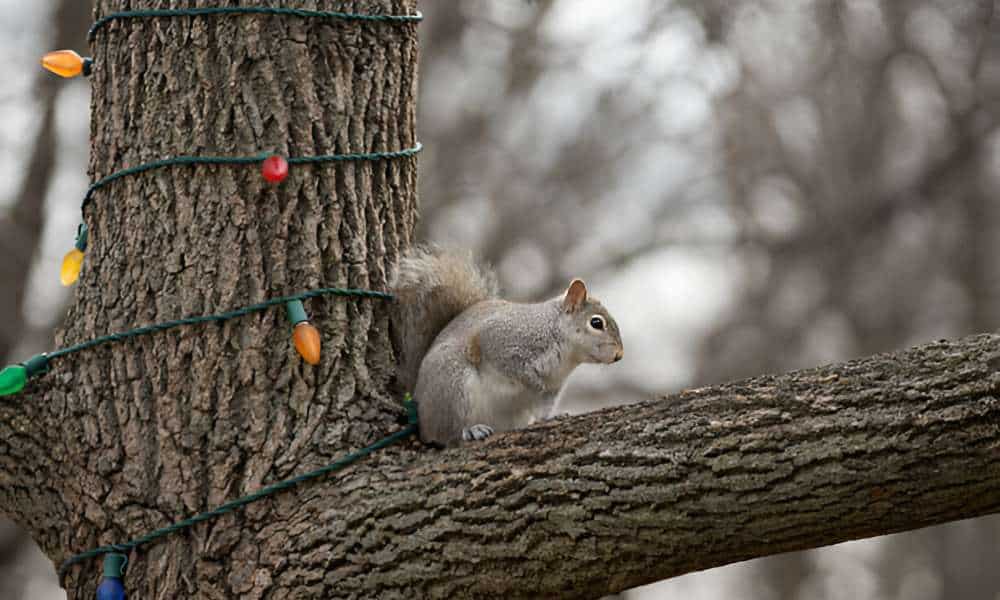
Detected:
left=390, top=246, right=624, bottom=446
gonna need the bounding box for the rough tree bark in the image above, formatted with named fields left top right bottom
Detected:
left=1, top=2, right=999, bottom=600
left=219, top=332, right=994, bottom=600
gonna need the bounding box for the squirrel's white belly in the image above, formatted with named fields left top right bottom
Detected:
left=465, top=363, right=556, bottom=432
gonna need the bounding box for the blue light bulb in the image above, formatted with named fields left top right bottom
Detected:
left=96, top=577, right=125, bottom=600
left=96, top=554, right=127, bottom=600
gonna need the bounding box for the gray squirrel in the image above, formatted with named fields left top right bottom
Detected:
left=390, top=246, right=624, bottom=446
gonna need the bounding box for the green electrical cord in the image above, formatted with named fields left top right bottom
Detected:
left=81, top=143, right=423, bottom=215
left=88, top=6, right=422, bottom=42
left=51, top=287, right=394, bottom=360
left=59, top=398, right=419, bottom=581
left=0, top=287, right=397, bottom=396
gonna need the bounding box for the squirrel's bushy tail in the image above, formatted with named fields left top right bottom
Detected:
left=390, top=246, right=499, bottom=393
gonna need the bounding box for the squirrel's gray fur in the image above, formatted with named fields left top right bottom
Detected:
left=390, top=246, right=501, bottom=394
left=390, top=246, right=623, bottom=446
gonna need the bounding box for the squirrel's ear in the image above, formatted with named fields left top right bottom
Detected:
left=563, top=279, right=588, bottom=312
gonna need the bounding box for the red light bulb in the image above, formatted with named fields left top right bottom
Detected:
left=261, top=155, right=289, bottom=184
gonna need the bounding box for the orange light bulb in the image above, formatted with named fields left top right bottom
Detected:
left=60, top=247, right=84, bottom=286
left=293, top=322, right=321, bottom=365
left=42, top=50, right=90, bottom=78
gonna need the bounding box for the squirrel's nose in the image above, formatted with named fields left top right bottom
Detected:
left=613, top=349, right=623, bottom=362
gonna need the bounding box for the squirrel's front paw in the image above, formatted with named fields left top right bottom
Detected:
left=462, top=424, right=495, bottom=441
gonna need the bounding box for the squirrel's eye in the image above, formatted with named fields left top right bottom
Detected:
left=589, top=316, right=605, bottom=331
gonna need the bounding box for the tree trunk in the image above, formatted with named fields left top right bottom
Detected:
left=0, top=0, right=419, bottom=597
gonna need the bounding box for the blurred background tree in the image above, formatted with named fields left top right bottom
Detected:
left=2, top=1, right=997, bottom=598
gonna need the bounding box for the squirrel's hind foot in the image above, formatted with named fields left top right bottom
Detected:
left=462, top=424, right=495, bottom=441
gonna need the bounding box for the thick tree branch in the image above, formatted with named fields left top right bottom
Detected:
left=3, top=317, right=999, bottom=598
left=238, top=332, right=999, bottom=599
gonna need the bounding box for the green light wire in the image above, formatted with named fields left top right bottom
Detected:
left=88, top=6, right=423, bottom=42
left=59, top=398, right=419, bottom=580
left=47, top=287, right=393, bottom=362
left=1, top=287, right=395, bottom=388
left=80, top=143, right=423, bottom=216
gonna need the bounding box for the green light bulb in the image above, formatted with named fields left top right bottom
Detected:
left=0, top=365, right=27, bottom=396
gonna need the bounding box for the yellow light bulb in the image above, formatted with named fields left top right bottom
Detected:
left=42, top=50, right=88, bottom=78
left=60, top=247, right=84, bottom=286
left=293, top=322, right=322, bottom=365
